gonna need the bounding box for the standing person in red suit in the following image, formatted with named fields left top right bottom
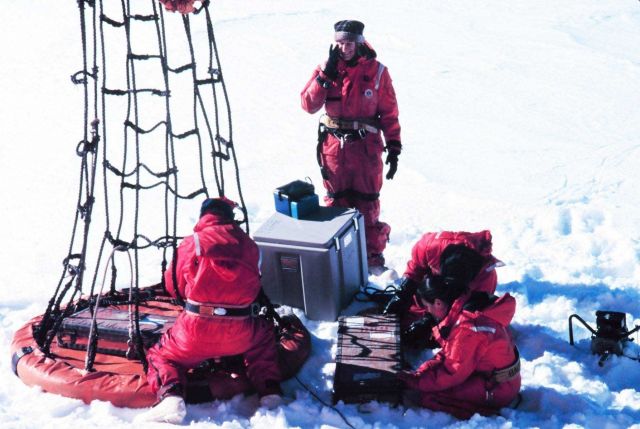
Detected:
left=383, top=230, right=503, bottom=346
left=301, top=20, right=402, bottom=274
left=397, top=277, right=521, bottom=419
left=135, top=198, right=283, bottom=424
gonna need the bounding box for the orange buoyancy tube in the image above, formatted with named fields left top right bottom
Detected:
left=11, top=297, right=311, bottom=408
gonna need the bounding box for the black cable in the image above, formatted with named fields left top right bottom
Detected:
left=292, top=374, right=356, bottom=429
left=265, top=307, right=355, bottom=429
left=354, top=284, right=399, bottom=304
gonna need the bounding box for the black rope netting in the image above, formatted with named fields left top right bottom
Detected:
left=35, top=0, right=247, bottom=371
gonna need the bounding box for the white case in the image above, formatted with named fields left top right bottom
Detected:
left=253, top=207, right=368, bottom=320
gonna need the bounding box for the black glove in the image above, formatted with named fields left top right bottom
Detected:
left=322, top=44, right=341, bottom=81
left=382, top=277, right=419, bottom=315
left=402, top=314, right=437, bottom=349
left=258, top=288, right=281, bottom=324
left=397, top=370, right=420, bottom=390
left=385, top=140, right=402, bottom=180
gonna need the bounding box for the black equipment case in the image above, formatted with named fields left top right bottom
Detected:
left=333, top=314, right=404, bottom=405
left=57, top=307, right=175, bottom=357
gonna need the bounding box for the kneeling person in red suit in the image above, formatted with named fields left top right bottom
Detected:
left=397, top=277, right=521, bottom=419
left=136, top=198, right=282, bottom=424
left=384, top=230, right=503, bottom=347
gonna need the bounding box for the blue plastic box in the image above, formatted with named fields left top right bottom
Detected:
left=291, top=194, right=320, bottom=218
left=274, top=192, right=319, bottom=219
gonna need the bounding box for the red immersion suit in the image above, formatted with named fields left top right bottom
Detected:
left=145, top=213, right=281, bottom=398
left=408, top=293, right=521, bottom=419
left=404, top=230, right=502, bottom=325
left=405, top=230, right=501, bottom=293
left=301, top=46, right=401, bottom=266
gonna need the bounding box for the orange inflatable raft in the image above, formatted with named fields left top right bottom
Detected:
left=11, top=287, right=311, bottom=408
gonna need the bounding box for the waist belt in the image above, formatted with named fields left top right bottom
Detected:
left=320, top=114, right=379, bottom=135
left=486, top=347, right=521, bottom=383
left=185, top=300, right=260, bottom=319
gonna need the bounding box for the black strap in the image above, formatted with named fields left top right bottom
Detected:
left=491, top=347, right=521, bottom=383
left=185, top=301, right=258, bottom=317
left=326, top=128, right=366, bottom=141
left=258, top=288, right=282, bottom=325
left=316, top=123, right=329, bottom=179
left=327, top=189, right=379, bottom=202
left=11, top=346, right=33, bottom=376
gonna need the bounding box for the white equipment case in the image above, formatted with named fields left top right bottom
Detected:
left=253, top=207, right=368, bottom=321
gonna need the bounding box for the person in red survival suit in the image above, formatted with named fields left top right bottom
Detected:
left=300, top=20, right=402, bottom=273
left=135, top=198, right=282, bottom=424
left=383, top=230, right=503, bottom=347
left=397, top=277, right=521, bottom=419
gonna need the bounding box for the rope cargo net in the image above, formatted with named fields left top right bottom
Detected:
left=35, top=0, right=247, bottom=370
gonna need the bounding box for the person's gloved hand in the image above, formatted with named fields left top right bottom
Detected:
left=322, top=45, right=341, bottom=81
left=385, top=152, right=398, bottom=180
left=402, top=314, right=436, bottom=348
left=382, top=293, right=404, bottom=315
left=385, top=141, right=402, bottom=180
left=397, top=370, right=420, bottom=390
left=382, top=277, right=418, bottom=315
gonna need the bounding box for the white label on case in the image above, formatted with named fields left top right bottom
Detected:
left=347, top=317, right=365, bottom=327
left=343, top=231, right=353, bottom=248
left=369, top=332, right=394, bottom=339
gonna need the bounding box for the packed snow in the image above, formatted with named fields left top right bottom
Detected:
left=1, top=1, right=640, bottom=428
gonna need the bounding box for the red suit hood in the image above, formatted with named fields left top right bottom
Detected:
left=193, top=214, right=241, bottom=258
left=463, top=293, right=517, bottom=328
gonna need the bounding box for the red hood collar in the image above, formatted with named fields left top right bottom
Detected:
left=432, top=292, right=516, bottom=343
left=195, top=213, right=233, bottom=229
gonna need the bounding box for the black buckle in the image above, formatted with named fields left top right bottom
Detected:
left=12, top=346, right=33, bottom=376
left=331, top=129, right=366, bottom=142
left=250, top=302, right=261, bottom=317
left=316, top=74, right=331, bottom=89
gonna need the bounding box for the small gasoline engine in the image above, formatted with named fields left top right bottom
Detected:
left=569, top=310, right=640, bottom=366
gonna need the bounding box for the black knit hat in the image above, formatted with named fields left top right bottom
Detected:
left=334, top=20, right=365, bottom=43
left=440, top=244, right=484, bottom=286
left=199, top=197, right=236, bottom=220
left=416, top=275, right=468, bottom=305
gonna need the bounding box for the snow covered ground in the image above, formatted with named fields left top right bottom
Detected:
left=2, top=1, right=640, bottom=428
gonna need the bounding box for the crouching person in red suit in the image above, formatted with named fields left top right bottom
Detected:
left=383, top=230, right=503, bottom=347
left=397, top=277, right=521, bottom=419
left=135, top=198, right=282, bottom=424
